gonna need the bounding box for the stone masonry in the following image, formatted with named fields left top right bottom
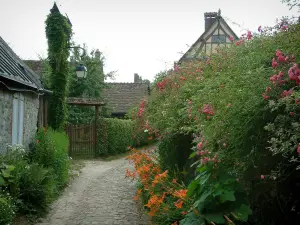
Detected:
left=0, top=89, right=39, bottom=153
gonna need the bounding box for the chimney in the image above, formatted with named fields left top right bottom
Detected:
left=134, top=73, right=141, bottom=83
left=95, top=49, right=101, bottom=59
left=204, top=11, right=218, bottom=31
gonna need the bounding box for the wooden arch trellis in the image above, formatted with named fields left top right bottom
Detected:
left=66, top=98, right=105, bottom=157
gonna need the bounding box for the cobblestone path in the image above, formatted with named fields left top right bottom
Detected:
left=37, top=157, right=149, bottom=225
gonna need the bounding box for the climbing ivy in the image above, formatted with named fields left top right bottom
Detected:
left=45, top=4, right=72, bottom=130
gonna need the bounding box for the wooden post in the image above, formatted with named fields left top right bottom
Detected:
left=94, top=106, right=99, bottom=157
left=69, top=125, right=73, bottom=157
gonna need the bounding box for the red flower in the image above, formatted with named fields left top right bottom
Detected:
left=297, top=144, right=300, bottom=154
left=278, top=54, right=286, bottom=63
left=197, top=141, right=204, bottom=150
left=261, top=175, right=265, bottom=179
left=36, top=140, right=40, bottom=143
left=272, top=58, right=278, bottom=69
left=262, top=93, right=270, bottom=100
left=289, top=112, right=295, bottom=117
left=247, top=31, right=252, bottom=40
left=229, top=36, right=234, bottom=42
left=276, top=50, right=282, bottom=57
left=282, top=89, right=293, bottom=97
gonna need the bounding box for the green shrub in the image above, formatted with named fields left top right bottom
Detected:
left=136, top=22, right=300, bottom=224
left=0, top=193, right=15, bottom=225
left=158, top=134, right=194, bottom=183
left=30, top=128, right=69, bottom=191
left=18, top=163, right=55, bottom=214
left=97, top=118, right=134, bottom=156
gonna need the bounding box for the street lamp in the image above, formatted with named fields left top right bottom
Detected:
left=76, top=64, right=87, bottom=78
left=68, top=46, right=88, bottom=78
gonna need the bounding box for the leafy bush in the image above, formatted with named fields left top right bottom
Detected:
left=131, top=21, right=300, bottom=224
left=0, top=193, right=15, bottom=225
left=126, top=148, right=193, bottom=224
left=18, top=163, right=55, bottom=214
left=158, top=134, right=194, bottom=183
left=30, top=128, right=69, bottom=190
left=97, top=118, right=134, bottom=155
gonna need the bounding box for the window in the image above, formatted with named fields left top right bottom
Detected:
left=211, top=35, right=226, bottom=43
left=12, top=93, right=24, bottom=145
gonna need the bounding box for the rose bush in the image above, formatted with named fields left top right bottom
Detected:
left=127, top=20, right=300, bottom=224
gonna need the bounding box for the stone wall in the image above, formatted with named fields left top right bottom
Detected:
left=0, top=89, right=39, bottom=153
left=0, top=90, right=13, bottom=153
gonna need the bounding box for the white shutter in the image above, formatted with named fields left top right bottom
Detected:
left=12, top=93, right=19, bottom=145
left=18, top=94, right=24, bottom=144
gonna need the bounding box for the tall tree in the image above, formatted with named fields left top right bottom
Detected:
left=45, top=3, right=72, bottom=130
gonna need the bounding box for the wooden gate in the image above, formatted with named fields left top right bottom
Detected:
left=66, top=124, right=96, bottom=157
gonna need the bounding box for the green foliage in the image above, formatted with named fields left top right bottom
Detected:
left=0, top=193, right=15, bottom=225
left=181, top=163, right=251, bottom=225
left=67, top=45, right=116, bottom=124
left=97, top=118, right=134, bottom=156
left=18, top=163, right=56, bottom=214
left=158, top=134, right=194, bottom=183
left=45, top=7, right=72, bottom=130
left=30, top=128, right=70, bottom=190
left=137, top=22, right=300, bottom=224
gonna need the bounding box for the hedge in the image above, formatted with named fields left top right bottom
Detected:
left=97, top=118, right=134, bottom=156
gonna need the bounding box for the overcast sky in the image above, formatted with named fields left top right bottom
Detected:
left=0, top=0, right=298, bottom=82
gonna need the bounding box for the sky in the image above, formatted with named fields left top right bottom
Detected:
left=0, top=0, right=298, bottom=82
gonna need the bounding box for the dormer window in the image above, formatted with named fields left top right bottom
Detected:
left=212, top=35, right=226, bottom=43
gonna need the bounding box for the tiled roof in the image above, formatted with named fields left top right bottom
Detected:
left=0, top=37, right=43, bottom=90
left=103, top=83, right=149, bottom=114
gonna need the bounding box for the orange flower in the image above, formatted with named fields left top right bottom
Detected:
left=133, top=189, right=143, bottom=201
left=174, top=200, right=184, bottom=209
left=148, top=136, right=153, bottom=140
left=171, top=221, right=178, bottom=225
left=152, top=170, right=168, bottom=186
left=181, top=211, right=188, bottom=215
left=172, top=179, right=177, bottom=184
left=173, top=189, right=188, bottom=199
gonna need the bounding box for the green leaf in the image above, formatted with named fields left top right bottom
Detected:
left=205, top=213, right=226, bottom=223
left=233, top=204, right=252, bottom=221
left=187, top=180, right=198, bottom=197
left=189, top=151, right=197, bottom=158
left=193, top=190, right=212, bottom=210
left=2, top=170, right=11, bottom=178
left=6, top=165, right=15, bottom=171
left=0, top=176, right=5, bottom=186
left=220, top=190, right=236, bottom=203
left=180, top=212, right=205, bottom=225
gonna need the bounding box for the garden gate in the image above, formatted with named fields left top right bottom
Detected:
left=66, top=98, right=104, bottom=157
left=66, top=123, right=96, bottom=157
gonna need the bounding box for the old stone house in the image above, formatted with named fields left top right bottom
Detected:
left=178, top=10, right=238, bottom=63
left=0, top=36, right=50, bottom=153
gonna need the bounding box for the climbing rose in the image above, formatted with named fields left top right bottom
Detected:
left=282, top=89, right=293, bottom=97
left=272, top=58, right=278, bottom=68
left=261, top=175, right=265, bottom=179
left=247, top=31, right=252, bottom=40
left=196, top=141, right=203, bottom=150
left=229, top=36, right=234, bottom=41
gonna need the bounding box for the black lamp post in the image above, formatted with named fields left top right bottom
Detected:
left=68, top=46, right=88, bottom=78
